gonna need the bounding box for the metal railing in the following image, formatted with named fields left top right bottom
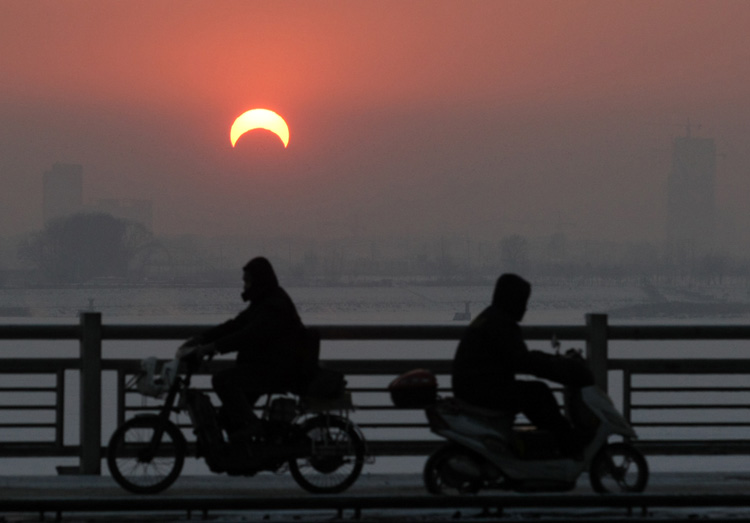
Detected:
left=2, top=313, right=750, bottom=474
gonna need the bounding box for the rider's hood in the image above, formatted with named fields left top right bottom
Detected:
left=242, top=256, right=279, bottom=302
left=491, top=273, right=531, bottom=323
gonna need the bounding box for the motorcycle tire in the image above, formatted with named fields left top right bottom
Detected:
left=107, top=415, right=187, bottom=495
left=423, top=444, right=483, bottom=495
left=288, top=414, right=365, bottom=494
left=589, top=442, right=649, bottom=493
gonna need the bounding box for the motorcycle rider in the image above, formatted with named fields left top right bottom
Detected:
left=186, top=257, right=313, bottom=440
left=451, top=273, right=582, bottom=457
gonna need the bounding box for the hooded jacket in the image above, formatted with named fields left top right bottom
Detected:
left=196, top=257, right=307, bottom=373
left=451, top=274, right=557, bottom=409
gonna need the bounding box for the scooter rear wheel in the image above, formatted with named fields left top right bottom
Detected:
left=288, top=414, right=366, bottom=494
left=589, top=442, right=649, bottom=493
left=423, top=445, right=483, bottom=495
left=107, top=415, right=186, bottom=495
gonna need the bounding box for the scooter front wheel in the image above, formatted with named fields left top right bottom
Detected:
left=288, top=414, right=366, bottom=494
left=589, top=442, right=649, bottom=493
left=107, top=415, right=186, bottom=495
left=423, top=445, right=483, bottom=495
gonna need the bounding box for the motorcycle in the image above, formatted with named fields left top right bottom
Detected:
left=391, top=343, right=649, bottom=495
left=107, top=332, right=367, bottom=495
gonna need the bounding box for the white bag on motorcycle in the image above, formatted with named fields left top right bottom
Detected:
left=135, top=356, right=175, bottom=398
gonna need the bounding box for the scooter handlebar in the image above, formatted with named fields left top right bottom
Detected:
left=527, top=350, right=595, bottom=388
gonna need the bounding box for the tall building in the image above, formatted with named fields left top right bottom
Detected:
left=665, top=129, right=717, bottom=258
left=42, top=163, right=83, bottom=226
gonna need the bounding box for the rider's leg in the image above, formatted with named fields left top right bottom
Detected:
left=212, top=367, right=262, bottom=432
left=514, top=380, right=582, bottom=456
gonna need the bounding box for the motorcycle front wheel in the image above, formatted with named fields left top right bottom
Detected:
left=107, top=415, right=186, bottom=495
left=589, top=442, right=649, bottom=493
left=288, top=414, right=365, bottom=494
left=423, top=445, right=483, bottom=495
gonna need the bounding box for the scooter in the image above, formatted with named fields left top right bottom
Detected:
left=106, top=331, right=368, bottom=495
left=418, top=346, right=649, bottom=494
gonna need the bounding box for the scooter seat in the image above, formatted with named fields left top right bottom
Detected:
left=450, top=398, right=515, bottom=423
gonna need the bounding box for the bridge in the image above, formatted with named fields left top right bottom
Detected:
left=1, top=312, right=750, bottom=477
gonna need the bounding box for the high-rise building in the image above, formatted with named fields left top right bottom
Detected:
left=665, top=130, right=716, bottom=258
left=42, top=163, right=83, bottom=226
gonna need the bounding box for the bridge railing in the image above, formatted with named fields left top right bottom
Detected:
left=2, top=313, right=750, bottom=474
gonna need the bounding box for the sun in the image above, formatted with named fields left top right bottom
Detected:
left=230, top=108, right=289, bottom=148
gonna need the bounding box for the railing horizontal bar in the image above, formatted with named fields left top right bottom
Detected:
left=0, top=405, right=57, bottom=410
left=610, top=359, right=750, bottom=373
left=609, top=325, right=750, bottom=340
left=5, top=323, right=748, bottom=343
left=0, top=325, right=79, bottom=340
left=633, top=387, right=750, bottom=392
left=352, top=405, right=426, bottom=411
left=635, top=440, right=750, bottom=455
left=368, top=440, right=442, bottom=455
left=634, top=422, right=750, bottom=427
left=0, top=359, right=80, bottom=372
left=347, top=387, right=452, bottom=393
left=0, top=445, right=78, bottom=457
left=632, top=404, right=750, bottom=409
left=94, top=324, right=590, bottom=342
left=323, top=360, right=452, bottom=374
left=0, top=423, right=57, bottom=428
left=357, top=423, right=429, bottom=428
left=0, top=387, right=57, bottom=392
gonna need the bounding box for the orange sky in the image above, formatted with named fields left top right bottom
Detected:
left=2, top=0, right=750, bottom=250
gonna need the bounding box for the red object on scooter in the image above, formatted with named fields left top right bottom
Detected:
left=389, top=368, right=438, bottom=408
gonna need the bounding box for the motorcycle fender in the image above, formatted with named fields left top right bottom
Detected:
left=581, top=386, right=638, bottom=438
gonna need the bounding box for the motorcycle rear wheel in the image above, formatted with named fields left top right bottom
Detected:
left=107, top=415, right=186, bottom=495
left=589, top=442, right=649, bottom=493
left=288, top=414, right=365, bottom=494
left=423, top=445, right=483, bottom=495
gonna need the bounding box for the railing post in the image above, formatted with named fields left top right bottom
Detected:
left=80, top=312, right=102, bottom=475
left=585, top=313, right=609, bottom=393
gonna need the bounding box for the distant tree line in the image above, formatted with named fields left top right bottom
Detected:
left=18, top=212, right=152, bottom=284
left=10, top=218, right=750, bottom=288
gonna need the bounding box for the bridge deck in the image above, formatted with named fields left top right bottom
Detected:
left=2, top=472, right=750, bottom=522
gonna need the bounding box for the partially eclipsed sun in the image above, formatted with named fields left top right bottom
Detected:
left=230, top=108, right=289, bottom=148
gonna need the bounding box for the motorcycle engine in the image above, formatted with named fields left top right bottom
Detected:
left=269, top=397, right=297, bottom=423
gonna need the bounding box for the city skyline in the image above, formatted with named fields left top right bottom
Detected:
left=2, top=2, right=750, bottom=255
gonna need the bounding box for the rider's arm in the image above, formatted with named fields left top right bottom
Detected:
left=193, top=314, right=246, bottom=346
left=212, top=294, right=298, bottom=356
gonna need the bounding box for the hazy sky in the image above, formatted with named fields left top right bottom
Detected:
left=2, top=0, right=750, bottom=248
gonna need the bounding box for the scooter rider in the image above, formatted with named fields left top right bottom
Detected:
left=185, top=257, right=313, bottom=440
left=451, top=273, right=582, bottom=457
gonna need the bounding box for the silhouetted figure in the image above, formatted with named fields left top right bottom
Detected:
left=185, top=257, right=311, bottom=439
left=452, top=273, right=581, bottom=456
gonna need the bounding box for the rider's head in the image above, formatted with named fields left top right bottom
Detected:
left=241, top=257, right=279, bottom=302
left=492, top=273, right=531, bottom=322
